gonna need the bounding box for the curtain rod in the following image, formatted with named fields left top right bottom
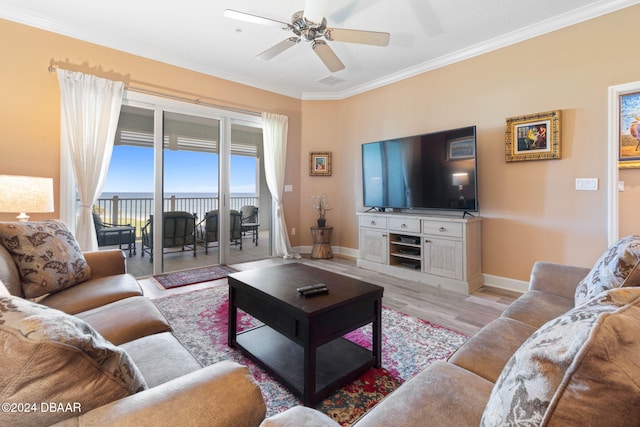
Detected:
left=48, top=65, right=263, bottom=118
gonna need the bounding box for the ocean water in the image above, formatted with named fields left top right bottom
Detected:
left=100, top=192, right=256, bottom=199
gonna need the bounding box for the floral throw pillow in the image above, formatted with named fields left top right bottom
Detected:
left=481, top=287, right=640, bottom=426
left=0, top=220, right=91, bottom=298
left=0, top=295, right=146, bottom=426
left=574, top=235, right=640, bottom=307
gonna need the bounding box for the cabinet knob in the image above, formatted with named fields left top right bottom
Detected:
left=439, top=227, right=446, bottom=232
left=371, top=220, right=376, bottom=225
left=401, top=223, right=407, bottom=228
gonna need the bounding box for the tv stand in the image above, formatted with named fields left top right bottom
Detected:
left=356, top=212, right=482, bottom=295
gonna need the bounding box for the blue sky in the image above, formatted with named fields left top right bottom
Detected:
left=102, top=146, right=257, bottom=194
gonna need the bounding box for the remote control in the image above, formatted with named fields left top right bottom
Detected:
left=302, top=287, right=329, bottom=297
left=297, top=283, right=327, bottom=293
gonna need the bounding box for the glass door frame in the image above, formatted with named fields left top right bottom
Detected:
left=60, top=90, right=264, bottom=276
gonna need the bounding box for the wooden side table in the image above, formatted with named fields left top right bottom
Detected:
left=311, top=226, right=333, bottom=259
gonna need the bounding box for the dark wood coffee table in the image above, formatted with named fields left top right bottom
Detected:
left=227, top=263, right=383, bottom=406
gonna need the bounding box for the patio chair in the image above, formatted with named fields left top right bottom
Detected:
left=240, top=205, right=259, bottom=246
left=197, top=210, right=243, bottom=254
left=92, top=211, right=136, bottom=256
left=140, top=211, right=197, bottom=262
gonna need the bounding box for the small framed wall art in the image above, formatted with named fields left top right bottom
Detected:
left=618, top=91, right=640, bottom=169
left=310, top=152, right=332, bottom=176
left=505, top=110, right=561, bottom=162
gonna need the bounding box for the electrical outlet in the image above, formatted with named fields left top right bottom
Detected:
left=575, top=178, right=598, bottom=191
left=291, top=227, right=296, bottom=235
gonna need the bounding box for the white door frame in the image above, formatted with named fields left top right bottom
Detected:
left=607, top=80, right=640, bottom=245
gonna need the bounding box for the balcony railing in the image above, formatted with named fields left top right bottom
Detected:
left=92, top=195, right=259, bottom=239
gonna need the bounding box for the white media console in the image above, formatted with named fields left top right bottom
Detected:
left=356, top=212, right=483, bottom=295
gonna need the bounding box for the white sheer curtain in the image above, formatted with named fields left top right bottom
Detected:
left=262, top=112, right=299, bottom=258
left=57, top=69, right=124, bottom=251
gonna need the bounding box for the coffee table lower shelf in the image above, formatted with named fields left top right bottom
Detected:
left=236, top=325, right=375, bottom=404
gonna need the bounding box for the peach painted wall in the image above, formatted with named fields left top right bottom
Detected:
left=0, top=18, right=303, bottom=245
left=3, top=5, right=640, bottom=282
left=301, top=5, right=640, bottom=280
left=299, top=101, right=342, bottom=244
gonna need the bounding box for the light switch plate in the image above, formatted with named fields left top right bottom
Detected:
left=575, top=178, right=598, bottom=191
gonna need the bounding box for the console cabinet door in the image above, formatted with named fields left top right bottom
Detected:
left=423, top=237, right=463, bottom=280
left=359, top=228, right=388, bottom=264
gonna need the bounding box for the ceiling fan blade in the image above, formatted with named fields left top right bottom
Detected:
left=303, top=0, right=330, bottom=25
left=256, top=37, right=300, bottom=60
left=312, top=40, right=345, bottom=73
left=325, top=28, right=390, bottom=46
left=223, top=9, right=290, bottom=29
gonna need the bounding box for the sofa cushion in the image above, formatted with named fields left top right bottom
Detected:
left=0, top=295, right=147, bottom=427
left=120, top=332, right=202, bottom=388
left=38, top=272, right=142, bottom=315
left=574, top=235, right=640, bottom=307
left=75, top=296, right=171, bottom=346
left=500, top=289, right=574, bottom=328
left=0, top=220, right=91, bottom=298
left=448, top=317, right=538, bottom=383
left=481, top=287, right=640, bottom=426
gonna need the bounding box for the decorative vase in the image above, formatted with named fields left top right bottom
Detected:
left=317, top=218, right=326, bottom=227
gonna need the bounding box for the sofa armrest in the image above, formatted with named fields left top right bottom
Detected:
left=529, top=261, right=590, bottom=300
left=52, top=361, right=266, bottom=427
left=83, top=249, right=127, bottom=278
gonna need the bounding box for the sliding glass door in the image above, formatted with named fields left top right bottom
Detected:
left=97, top=93, right=270, bottom=277
left=161, top=111, right=220, bottom=273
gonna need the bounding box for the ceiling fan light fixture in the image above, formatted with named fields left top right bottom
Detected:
left=225, top=3, right=389, bottom=74
left=303, top=0, right=330, bottom=27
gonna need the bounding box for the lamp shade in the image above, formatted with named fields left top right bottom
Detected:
left=452, top=172, right=469, bottom=186
left=0, top=175, right=54, bottom=220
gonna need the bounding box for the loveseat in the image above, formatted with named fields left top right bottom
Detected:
left=262, top=235, right=640, bottom=426
left=0, top=220, right=266, bottom=427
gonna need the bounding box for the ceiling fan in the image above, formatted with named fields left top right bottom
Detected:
left=223, top=0, right=390, bottom=73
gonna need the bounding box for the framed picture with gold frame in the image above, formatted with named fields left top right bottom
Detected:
left=618, top=91, right=640, bottom=169
left=310, top=152, right=332, bottom=176
left=505, top=110, right=561, bottom=162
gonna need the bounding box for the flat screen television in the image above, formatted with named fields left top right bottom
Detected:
left=362, top=126, right=478, bottom=213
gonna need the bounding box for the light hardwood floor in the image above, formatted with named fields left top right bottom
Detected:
left=140, top=255, right=521, bottom=336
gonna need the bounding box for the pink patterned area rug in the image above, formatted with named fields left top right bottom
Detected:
left=150, top=265, right=237, bottom=289
left=153, top=285, right=467, bottom=425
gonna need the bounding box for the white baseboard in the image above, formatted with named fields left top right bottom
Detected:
left=293, top=245, right=358, bottom=259
left=482, top=273, right=528, bottom=293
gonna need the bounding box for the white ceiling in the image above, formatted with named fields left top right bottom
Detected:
left=1, top=0, right=637, bottom=100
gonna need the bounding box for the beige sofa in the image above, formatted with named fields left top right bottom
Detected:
left=0, top=220, right=266, bottom=427
left=263, top=236, right=640, bottom=426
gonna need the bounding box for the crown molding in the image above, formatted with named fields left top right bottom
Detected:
left=3, top=0, right=639, bottom=101
left=302, top=0, right=640, bottom=101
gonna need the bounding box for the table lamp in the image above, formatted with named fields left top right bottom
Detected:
left=452, top=172, right=469, bottom=202
left=0, top=175, right=54, bottom=221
